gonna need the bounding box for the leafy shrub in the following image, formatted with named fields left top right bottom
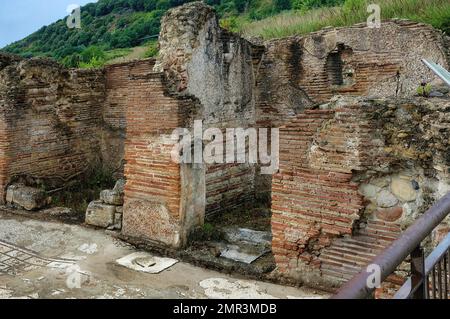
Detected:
left=417, top=83, right=432, bottom=97
left=220, top=16, right=241, bottom=32
left=342, top=0, right=366, bottom=14
left=275, top=0, right=292, bottom=11
left=79, top=56, right=105, bottom=68
left=144, top=40, right=159, bottom=57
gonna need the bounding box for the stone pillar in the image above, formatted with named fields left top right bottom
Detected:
left=155, top=2, right=259, bottom=217
left=121, top=70, right=205, bottom=248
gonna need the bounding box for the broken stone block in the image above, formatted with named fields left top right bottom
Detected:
left=107, top=213, right=123, bottom=231
left=116, top=206, right=123, bottom=213
left=85, top=200, right=115, bottom=228
left=113, top=179, right=125, bottom=193
left=100, top=189, right=123, bottom=206
left=5, top=184, right=50, bottom=211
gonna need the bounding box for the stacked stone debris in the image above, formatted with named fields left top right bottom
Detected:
left=85, top=179, right=125, bottom=230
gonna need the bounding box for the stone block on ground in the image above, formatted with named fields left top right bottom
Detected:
left=85, top=200, right=116, bottom=228
left=5, top=184, right=50, bottom=211
left=107, top=212, right=123, bottom=231
left=100, top=189, right=123, bottom=206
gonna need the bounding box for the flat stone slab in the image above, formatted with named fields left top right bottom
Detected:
left=219, top=227, right=272, bottom=264
left=116, top=252, right=178, bottom=274
left=220, top=244, right=269, bottom=264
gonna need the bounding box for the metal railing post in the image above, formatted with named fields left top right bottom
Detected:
left=332, top=192, right=450, bottom=299
left=411, top=245, right=426, bottom=299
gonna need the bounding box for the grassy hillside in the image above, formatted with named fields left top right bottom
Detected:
left=239, top=0, right=450, bottom=39
left=2, top=0, right=449, bottom=68
left=0, top=0, right=351, bottom=67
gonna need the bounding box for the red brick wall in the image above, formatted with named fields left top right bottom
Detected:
left=122, top=69, right=203, bottom=247
left=102, top=59, right=157, bottom=177
left=0, top=58, right=105, bottom=200
left=271, top=108, right=368, bottom=278
left=206, top=162, right=255, bottom=216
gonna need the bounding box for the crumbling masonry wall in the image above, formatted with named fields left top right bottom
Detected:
left=272, top=106, right=371, bottom=282
left=155, top=2, right=260, bottom=217
left=272, top=97, right=450, bottom=287
left=121, top=61, right=204, bottom=248
left=0, top=51, right=207, bottom=248
left=255, top=20, right=449, bottom=127
left=254, top=20, right=449, bottom=203
left=0, top=54, right=106, bottom=200
left=102, top=59, right=160, bottom=177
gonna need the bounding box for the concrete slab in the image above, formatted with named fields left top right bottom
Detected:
left=219, top=227, right=272, bottom=264
left=116, top=252, right=178, bottom=274
left=220, top=244, right=269, bottom=264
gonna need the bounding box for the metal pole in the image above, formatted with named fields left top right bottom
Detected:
left=411, top=245, right=425, bottom=299
left=332, top=192, right=450, bottom=299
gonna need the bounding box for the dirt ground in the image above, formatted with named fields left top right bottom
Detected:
left=0, top=210, right=328, bottom=299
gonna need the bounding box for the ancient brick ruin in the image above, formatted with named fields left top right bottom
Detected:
left=1, top=2, right=450, bottom=289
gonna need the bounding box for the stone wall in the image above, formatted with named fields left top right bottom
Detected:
left=155, top=2, right=261, bottom=217
left=0, top=55, right=106, bottom=200
left=271, top=96, right=450, bottom=286
left=255, top=18, right=449, bottom=211
left=255, top=20, right=449, bottom=128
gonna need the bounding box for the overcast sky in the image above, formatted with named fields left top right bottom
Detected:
left=0, top=0, right=98, bottom=48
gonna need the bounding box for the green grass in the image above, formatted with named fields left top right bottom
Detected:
left=75, top=44, right=154, bottom=69
left=104, top=48, right=134, bottom=60
left=143, top=40, right=159, bottom=58
left=239, top=0, right=450, bottom=39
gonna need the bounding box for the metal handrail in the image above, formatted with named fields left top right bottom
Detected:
left=394, top=232, right=450, bottom=298
left=332, top=192, right=450, bottom=299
